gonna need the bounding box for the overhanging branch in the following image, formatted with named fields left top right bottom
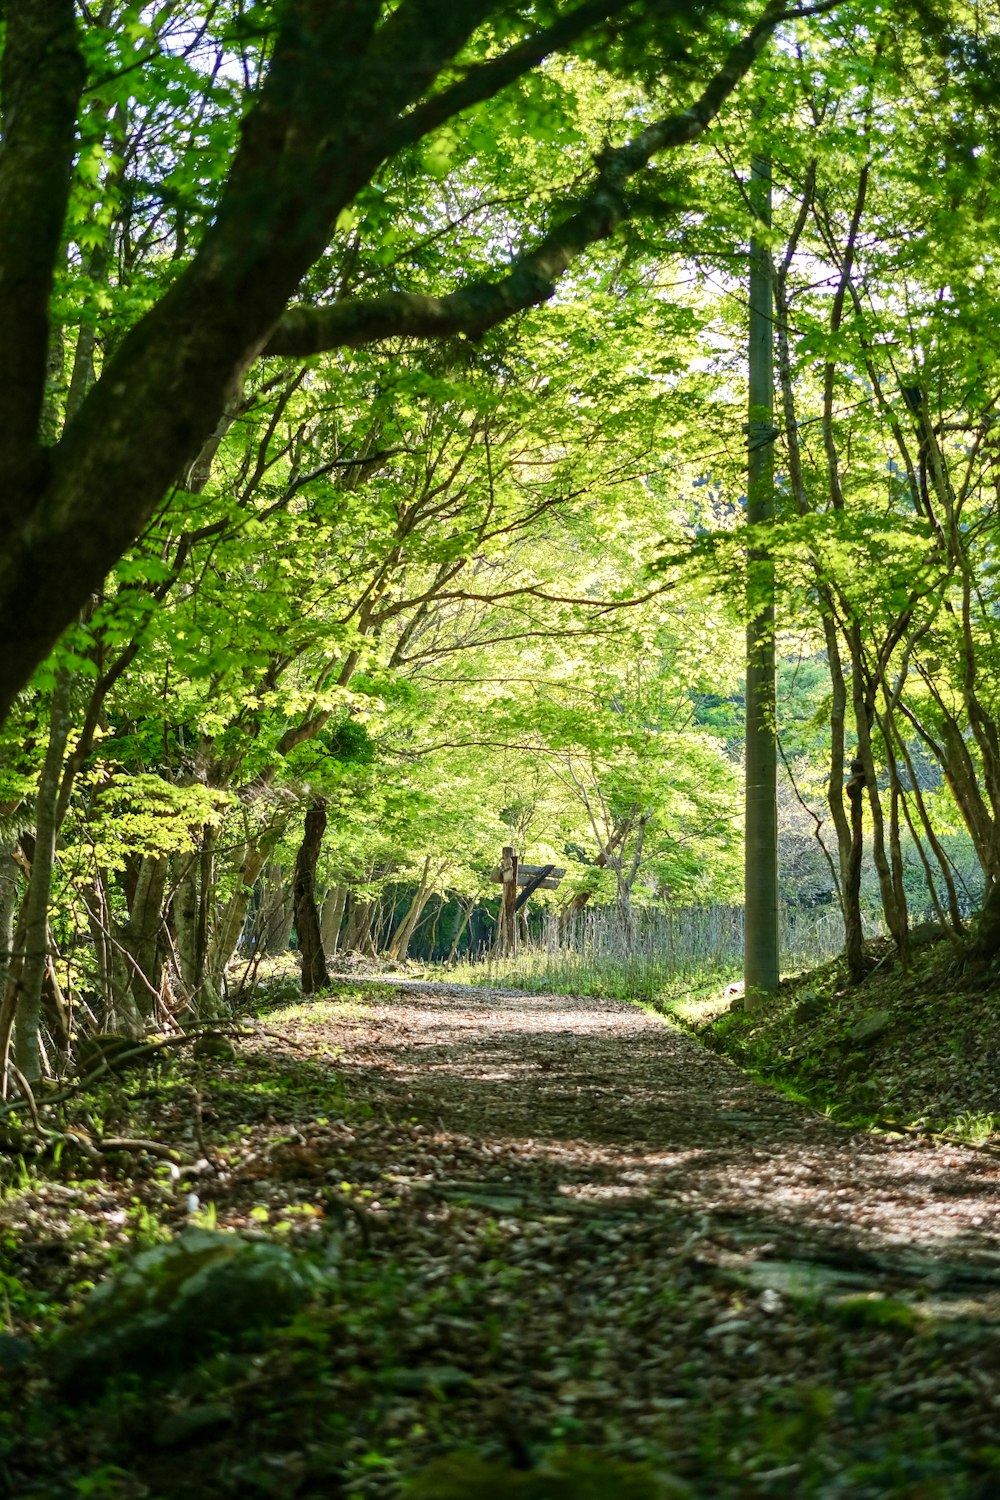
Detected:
left=265, top=0, right=810, bottom=359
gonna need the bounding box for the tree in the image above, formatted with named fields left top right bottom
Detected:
left=0, top=0, right=839, bottom=726
left=743, top=136, right=778, bottom=1001
left=703, top=6, right=1000, bottom=967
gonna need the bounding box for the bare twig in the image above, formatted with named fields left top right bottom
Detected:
left=95, top=1136, right=187, bottom=1162
left=9, top=1066, right=48, bottom=1136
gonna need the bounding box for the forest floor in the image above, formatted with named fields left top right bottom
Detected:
left=1, top=970, right=1000, bottom=1499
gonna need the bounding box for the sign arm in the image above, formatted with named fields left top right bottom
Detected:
left=513, top=865, right=556, bottom=914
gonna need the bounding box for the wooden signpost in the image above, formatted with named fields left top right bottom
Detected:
left=492, top=847, right=565, bottom=954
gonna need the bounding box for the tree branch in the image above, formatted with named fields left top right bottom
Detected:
left=383, top=0, right=648, bottom=158
left=266, top=0, right=799, bottom=357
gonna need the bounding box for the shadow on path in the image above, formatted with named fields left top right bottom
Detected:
left=255, top=978, right=1000, bottom=1318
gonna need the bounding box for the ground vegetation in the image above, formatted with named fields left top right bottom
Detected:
left=1, top=971, right=999, bottom=1499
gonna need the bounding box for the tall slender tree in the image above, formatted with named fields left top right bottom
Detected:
left=743, top=142, right=779, bottom=1001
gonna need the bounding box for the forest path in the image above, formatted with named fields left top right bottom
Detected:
left=8, top=978, right=1000, bottom=1499
left=224, top=975, right=1000, bottom=1489
left=276, top=977, right=1000, bottom=1311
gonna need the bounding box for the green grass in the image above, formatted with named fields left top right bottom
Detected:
left=445, top=948, right=737, bottom=1012
left=947, top=1110, right=997, bottom=1145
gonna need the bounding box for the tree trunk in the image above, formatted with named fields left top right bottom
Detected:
left=972, top=876, right=1000, bottom=960
left=446, top=898, right=474, bottom=964
left=848, top=628, right=908, bottom=959
left=205, top=844, right=271, bottom=997
left=934, top=712, right=995, bottom=873
left=252, top=863, right=295, bottom=954
left=387, top=858, right=432, bottom=962
left=118, top=854, right=168, bottom=1022
left=0, top=875, right=28, bottom=1094
left=885, top=768, right=911, bottom=958
left=844, top=758, right=868, bottom=982
left=14, top=669, right=73, bottom=1081
left=559, top=819, right=631, bottom=921
left=80, top=869, right=143, bottom=1036
left=743, top=143, right=779, bottom=1005
left=293, top=800, right=329, bottom=994
left=887, top=716, right=964, bottom=932
left=342, top=896, right=377, bottom=956
left=425, top=895, right=444, bottom=959
left=320, top=883, right=347, bottom=956
left=0, top=839, right=17, bottom=989
left=171, top=842, right=223, bottom=1019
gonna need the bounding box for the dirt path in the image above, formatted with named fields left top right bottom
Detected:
left=304, top=978, right=1000, bottom=1283
left=229, top=978, right=1000, bottom=1496
left=6, top=978, right=1000, bottom=1499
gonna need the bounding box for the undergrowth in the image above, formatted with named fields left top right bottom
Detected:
left=695, top=936, right=1000, bottom=1143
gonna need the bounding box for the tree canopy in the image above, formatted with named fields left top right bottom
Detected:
left=1, top=0, right=835, bottom=722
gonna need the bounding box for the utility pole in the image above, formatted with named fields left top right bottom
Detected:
left=744, top=144, right=779, bottom=1003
